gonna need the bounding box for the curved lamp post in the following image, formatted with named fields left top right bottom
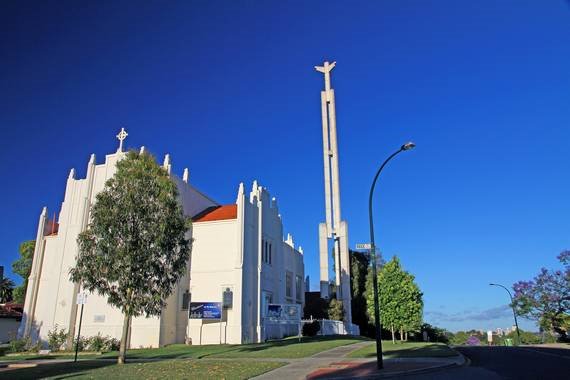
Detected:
left=369, top=142, right=415, bottom=369
left=489, top=283, right=521, bottom=345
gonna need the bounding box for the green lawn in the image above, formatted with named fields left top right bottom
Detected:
left=1, top=352, right=102, bottom=361
left=1, top=335, right=368, bottom=362
left=348, top=341, right=458, bottom=358
left=0, top=359, right=284, bottom=380
left=99, top=335, right=368, bottom=360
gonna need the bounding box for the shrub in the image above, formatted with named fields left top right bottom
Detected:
left=47, top=325, right=68, bottom=351
left=302, top=320, right=321, bottom=337
left=104, top=337, right=120, bottom=351
left=9, top=337, right=30, bottom=353
left=85, top=334, right=120, bottom=352
left=73, top=336, right=88, bottom=352
left=87, top=333, right=106, bottom=352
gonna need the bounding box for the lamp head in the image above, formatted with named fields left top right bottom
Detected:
left=401, top=142, right=416, bottom=151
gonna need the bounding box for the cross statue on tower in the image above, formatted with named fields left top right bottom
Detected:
left=116, top=128, right=128, bottom=152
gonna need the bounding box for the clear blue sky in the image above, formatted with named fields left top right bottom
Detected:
left=1, top=1, right=569, bottom=332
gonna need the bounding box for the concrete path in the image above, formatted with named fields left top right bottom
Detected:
left=252, top=342, right=466, bottom=379
left=252, top=341, right=373, bottom=380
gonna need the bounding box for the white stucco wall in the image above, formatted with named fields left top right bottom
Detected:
left=21, top=149, right=215, bottom=348
left=20, top=143, right=305, bottom=348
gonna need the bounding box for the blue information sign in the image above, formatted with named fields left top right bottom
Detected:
left=189, top=302, right=222, bottom=320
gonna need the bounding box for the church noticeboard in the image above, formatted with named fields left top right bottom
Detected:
left=266, top=304, right=301, bottom=323
left=189, top=302, right=222, bottom=320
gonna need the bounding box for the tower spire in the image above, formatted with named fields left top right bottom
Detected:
left=315, top=60, right=352, bottom=324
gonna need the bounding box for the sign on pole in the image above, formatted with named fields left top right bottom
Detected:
left=76, top=293, right=87, bottom=305
left=356, top=243, right=371, bottom=250
left=189, top=302, right=222, bottom=320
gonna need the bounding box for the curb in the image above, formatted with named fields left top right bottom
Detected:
left=311, top=351, right=470, bottom=379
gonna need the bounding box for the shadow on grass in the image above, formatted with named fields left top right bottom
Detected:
left=200, top=335, right=367, bottom=358
left=93, top=335, right=366, bottom=361
left=360, top=344, right=458, bottom=358
left=0, top=360, right=115, bottom=380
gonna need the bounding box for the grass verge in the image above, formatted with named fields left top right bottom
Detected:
left=0, top=359, right=285, bottom=380
left=348, top=341, right=458, bottom=358
left=0, top=335, right=368, bottom=362
left=97, top=335, right=368, bottom=360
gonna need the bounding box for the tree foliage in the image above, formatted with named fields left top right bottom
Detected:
left=0, top=278, right=15, bottom=303
left=69, top=150, right=192, bottom=364
left=365, top=256, right=423, bottom=342
left=11, top=240, right=35, bottom=303
left=512, top=251, right=570, bottom=336
left=350, top=250, right=371, bottom=336
left=327, top=298, right=345, bottom=321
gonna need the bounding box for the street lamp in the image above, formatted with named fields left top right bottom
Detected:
left=369, top=142, right=415, bottom=369
left=489, top=283, right=521, bottom=345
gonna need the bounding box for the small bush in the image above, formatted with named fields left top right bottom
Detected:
left=86, top=334, right=120, bottom=352
left=104, top=337, right=120, bottom=351
left=302, top=320, right=321, bottom=337
left=9, top=337, right=30, bottom=353
left=73, top=336, right=88, bottom=352
left=87, top=333, right=106, bottom=352
left=47, top=325, right=68, bottom=351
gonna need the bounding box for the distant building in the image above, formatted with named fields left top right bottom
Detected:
left=0, top=303, right=22, bottom=343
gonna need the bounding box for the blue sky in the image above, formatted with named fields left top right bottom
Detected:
left=1, top=1, right=569, bottom=332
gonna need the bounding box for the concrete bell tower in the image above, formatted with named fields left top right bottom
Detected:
left=315, top=61, right=352, bottom=324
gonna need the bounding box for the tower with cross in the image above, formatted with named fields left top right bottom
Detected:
left=315, top=60, right=352, bottom=324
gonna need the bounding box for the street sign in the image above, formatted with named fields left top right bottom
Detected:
left=189, top=302, right=222, bottom=320
left=76, top=293, right=87, bottom=305
left=356, top=243, right=371, bottom=250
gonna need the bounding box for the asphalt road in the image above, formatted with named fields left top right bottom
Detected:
left=400, top=346, right=570, bottom=380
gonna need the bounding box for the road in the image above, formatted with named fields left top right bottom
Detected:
left=401, top=346, right=570, bottom=380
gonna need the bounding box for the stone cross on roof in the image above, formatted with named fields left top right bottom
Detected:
left=116, top=127, right=128, bottom=152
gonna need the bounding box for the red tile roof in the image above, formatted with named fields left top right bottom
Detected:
left=0, top=303, right=23, bottom=319
left=194, top=204, right=237, bottom=223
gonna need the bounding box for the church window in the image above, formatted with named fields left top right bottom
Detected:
left=295, top=275, right=302, bottom=301
left=269, top=243, right=272, bottom=265
left=182, top=290, right=190, bottom=310
left=286, top=271, right=293, bottom=298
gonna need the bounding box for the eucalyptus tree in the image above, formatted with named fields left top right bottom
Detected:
left=11, top=240, right=35, bottom=303
left=366, top=256, right=423, bottom=342
left=70, top=150, right=192, bottom=364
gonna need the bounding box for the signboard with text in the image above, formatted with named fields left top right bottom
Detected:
left=266, top=304, right=300, bottom=323
left=189, top=302, right=222, bottom=320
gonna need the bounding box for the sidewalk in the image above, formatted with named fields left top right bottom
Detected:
left=253, top=342, right=466, bottom=380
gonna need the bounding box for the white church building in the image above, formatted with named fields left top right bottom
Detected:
left=20, top=131, right=305, bottom=348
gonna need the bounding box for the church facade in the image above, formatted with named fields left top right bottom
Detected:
left=20, top=134, right=305, bottom=347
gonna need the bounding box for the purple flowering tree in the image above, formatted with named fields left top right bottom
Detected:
left=466, top=335, right=481, bottom=346
left=512, top=251, right=570, bottom=335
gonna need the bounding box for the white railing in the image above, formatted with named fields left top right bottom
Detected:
left=301, top=319, right=360, bottom=336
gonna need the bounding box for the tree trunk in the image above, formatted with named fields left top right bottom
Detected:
left=400, top=328, right=403, bottom=342
left=405, top=331, right=408, bottom=341
left=391, top=325, right=395, bottom=344
left=118, top=313, right=131, bottom=364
